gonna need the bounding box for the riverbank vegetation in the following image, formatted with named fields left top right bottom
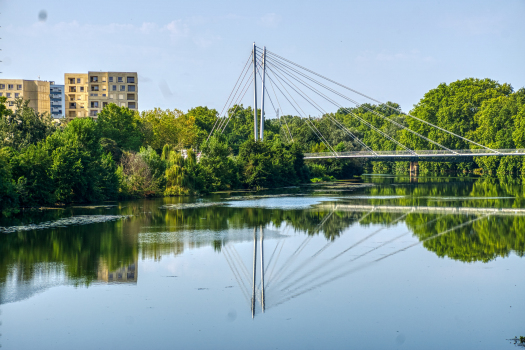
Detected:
left=1, top=77, right=525, bottom=215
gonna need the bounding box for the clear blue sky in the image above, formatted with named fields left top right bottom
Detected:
left=1, top=0, right=524, bottom=114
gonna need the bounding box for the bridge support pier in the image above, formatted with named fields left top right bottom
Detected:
left=409, top=161, right=419, bottom=176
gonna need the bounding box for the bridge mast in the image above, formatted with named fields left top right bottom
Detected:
left=253, top=43, right=258, bottom=141
left=260, top=47, right=266, bottom=140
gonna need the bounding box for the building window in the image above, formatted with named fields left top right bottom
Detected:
left=9, top=101, right=14, bottom=106
left=69, top=86, right=76, bottom=92
left=109, top=94, right=114, bottom=99
left=127, top=94, right=135, bottom=100
left=77, top=78, right=81, bottom=84
left=120, top=85, right=125, bottom=91
left=128, top=102, right=136, bottom=109
left=69, top=78, right=75, bottom=84
left=6, top=93, right=11, bottom=98
left=90, top=110, right=98, bottom=117
left=91, top=85, right=99, bottom=92
left=8, top=84, right=14, bottom=90
left=120, top=102, right=126, bottom=107
left=70, top=95, right=75, bottom=101
left=102, top=77, right=106, bottom=82
left=0, top=93, right=2, bottom=96
left=118, top=94, right=124, bottom=100
left=17, top=84, right=22, bottom=90
left=15, top=93, right=20, bottom=98
left=127, top=77, right=135, bottom=83
left=70, top=103, right=76, bottom=109
left=103, top=102, right=108, bottom=108
left=102, top=94, right=106, bottom=97
left=112, top=85, right=117, bottom=91
left=118, top=77, right=123, bottom=83
left=109, top=77, right=114, bottom=83
left=128, top=85, right=136, bottom=92
left=78, top=96, right=82, bottom=100
left=80, top=86, right=85, bottom=92
left=0, top=84, right=5, bottom=89
left=90, top=76, right=98, bottom=83
left=91, top=101, right=99, bottom=108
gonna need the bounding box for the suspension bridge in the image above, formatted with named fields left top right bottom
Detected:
left=207, top=44, right=525, bottom=164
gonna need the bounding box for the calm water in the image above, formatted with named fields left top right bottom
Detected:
left=1, top=175, right=524, bottom=349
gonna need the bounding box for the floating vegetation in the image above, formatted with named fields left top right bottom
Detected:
left=71, top=205, right=118, bottom=209
left=509, top=336, right=525, bottom=347
left=226, top=194, right=305, bottom=201
left=0, top=215, right=130, bottom=233
left=160, top=202, right=227, bottom=210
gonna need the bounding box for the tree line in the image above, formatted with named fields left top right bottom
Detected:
left=1, top=77, right=525, bottom=215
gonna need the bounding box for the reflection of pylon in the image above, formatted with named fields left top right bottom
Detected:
left=251, top=227, right=257, bottom=318
left=250, top=225, right=265, bottom=318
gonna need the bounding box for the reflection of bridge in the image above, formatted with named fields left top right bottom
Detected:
left=223, top=206, right=503, bottom=318
left=209, top=44, right=525, bottom=166
left=317, top=204, right=525, bottom=216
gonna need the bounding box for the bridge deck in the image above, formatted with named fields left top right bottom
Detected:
left=304, top=149, right=525, bottom=159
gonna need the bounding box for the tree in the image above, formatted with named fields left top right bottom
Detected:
left=0, top=97, right=56, bottom=150
left=0, top=147, right=19, bottom=216
left=140, top=108, right=199, bottom=152
left=96, top=103, right=143, bottom=152
left=198, top=136, right=237, bottom=192
left=186, top=106, right=218, bottom=147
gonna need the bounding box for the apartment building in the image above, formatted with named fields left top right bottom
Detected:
left=65, top=71, right=138, bottom=120
left=0, top=79, right=51, bottom=114
left=50, top=82, right=65, bottom=119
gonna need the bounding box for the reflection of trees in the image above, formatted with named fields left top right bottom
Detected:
left=406, top=213, right=525, bottom=263
left=0, top=221, right=138, bottom=287
left=4, top=174, right=525, bottom=292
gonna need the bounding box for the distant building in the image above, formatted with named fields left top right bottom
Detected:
left=64, top=71, right=138, bottom=120
left=49, top=82, right=65, bottom=119
left=0, top=79, right=50, bottom=114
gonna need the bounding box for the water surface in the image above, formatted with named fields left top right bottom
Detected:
left=1, top=175, right=524, bottom=349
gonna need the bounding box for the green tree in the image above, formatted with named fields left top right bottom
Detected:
left=0, top=97, right=56, bottom=150
left=96, top=103, right=143, bottom=152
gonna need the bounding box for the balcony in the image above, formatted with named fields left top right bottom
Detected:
left=127, top=94, right=135, bottom=100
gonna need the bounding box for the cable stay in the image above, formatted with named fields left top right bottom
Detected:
left=265, top=49, right=498, bottom=154
left=207, top=51, right=253, bottom=142
left=266, top=57, right=453, bottom=155
left=263, top=58, right=414, bottom=154
left=264, top=62, right=377, bottom=155
left=266, top=68, right=338, bottom=156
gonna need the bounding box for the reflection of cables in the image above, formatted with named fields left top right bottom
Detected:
left=279, top=212, right=408, bottom=292
left=223, top=245, right=250, bottom=305
left=271, top=213, right=491, bottom=309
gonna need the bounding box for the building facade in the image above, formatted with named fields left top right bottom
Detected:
left=65, top=71, right=138, bottom=120
left=49, top=82, right=65, bottom=119
left=0, top=79, right=51, bottom=114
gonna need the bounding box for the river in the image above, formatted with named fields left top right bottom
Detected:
left=0, top=175, right=524, bottom=349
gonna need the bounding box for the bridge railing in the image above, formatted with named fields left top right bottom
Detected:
left=303, top=149, right=525, bottom=158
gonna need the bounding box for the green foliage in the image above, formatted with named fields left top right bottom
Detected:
left=0, top=97, right=56, bottom=150
left=96, top=103, right=143, bottom=152
left=237, top=137, right=308, bottom=188
left=140, top=108, right=198, bottom=152
left=198, top=136, right=237, bottom=192
left=0, top=148, right=19, bottom=216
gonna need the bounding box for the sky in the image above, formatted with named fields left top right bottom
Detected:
left=1, top=0, right=524, bottom=115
